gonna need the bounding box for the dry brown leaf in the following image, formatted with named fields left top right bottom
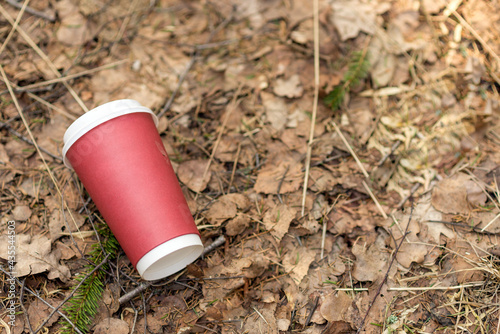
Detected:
left=431, top=173, right=471, bottom=214
left=55, top=0, right=96, bottom=45
left=204, top=196, right=238, bottom=225
left=243, top=303, right=279, bottom=334
left=0, top=234, right=71, bottom=282
left=12, top=205, right=32, bottom=221
left=261, top=91, right=288, bottom=131
left=0, top=143, right=9, bottom=164
left=177, top=159, right=211, bottom=192
left=225, top=214, right=251, bottom=236
left=94, top=318, right=129, bottom=334
left=283, top=246, right=316, bottom=284
left=352, top=231, right=395, bottom=282
left=263, top=204, right=296, bottom=241
left=254, top=156, right=302, bottom=194
left=320, top=291, right=353, bottom=323
left=330, top=0, right=378, bottom=41
left=273, top=74, right=304, bottom=98
left=27, top=298, right=60, bottom=329
left=49, top=209, right=86, bottom=241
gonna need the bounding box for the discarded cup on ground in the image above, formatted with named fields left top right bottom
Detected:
left=62, top=99, right=203, bottom=280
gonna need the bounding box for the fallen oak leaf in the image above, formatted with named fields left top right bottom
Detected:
left=0, top=234, right=71, bottom=282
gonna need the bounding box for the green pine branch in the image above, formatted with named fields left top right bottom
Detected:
left=324, top=50, right=370, bottom=111
left=60, top=223, right=120, bottom=334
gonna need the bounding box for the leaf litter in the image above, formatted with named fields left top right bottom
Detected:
left=1, top=0, right=500, bottom=333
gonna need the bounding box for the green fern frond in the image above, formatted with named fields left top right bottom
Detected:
left=324, top=50, right=370, bottom=111
left=60, top=223, right=120, bottom=334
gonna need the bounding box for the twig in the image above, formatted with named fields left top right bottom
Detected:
left=362, top=180, right=388, bottom=219
left=119, top=282, right=151, bottom=305
left=17, top=60, right=128, bottom=92
left=428, top=220, right=497, bottom=235
left=395, top=183, right=421, bottom=212
left=452, top=10, right=500, bottom=71
left=157, top=8, right=235, bottom=119
left=0, top=267, right=83, bottom=334
left=26, top=92, right=78, bottom=120
left=480, top=212, right=500, bottom=232
left=19, top=278, right=34, bottom=334
left=252, top=306, right=269, bottom=325
left=0, top=120, right=63, bottom=161
left=356, top=200, right=414, bottom=334
left=277, top=165, right=290, bottom=204
left=0, top=66, right=82, bottom=235
left=227, top=143, right=241, bottom=193
left=0, top=0, right=29, bottom=56
left=5, top=0, right=55, bottom=22
left=377, top=140, right=401, bottom=166
left=119, top=235, right=227, bottom=305
left=300, top=0, right=320, bottom=216
left=304, top=296, right=320, bottom=327
left=0, top=4, right=88, bottom=113
left=33, top=254, right=111, bottom=334
left=141, top=291, right=147, bottom=334
left=320, top=217, right=327, bottom=259
left=195, top=84, right=243, bottom=201
left=110, top=0, right=140, bottom=55
left=202, top=235, right=226, bottom=257
left=332, top=121, right=369, bottom=179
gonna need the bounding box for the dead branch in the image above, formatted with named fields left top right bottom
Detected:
left=356, top=201, right=414, bottom=333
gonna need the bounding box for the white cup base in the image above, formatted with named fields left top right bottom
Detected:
left=136, top=234, right=204, bottom=281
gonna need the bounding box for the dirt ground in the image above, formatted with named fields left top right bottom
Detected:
left=1, top=0, right=500, bottom=333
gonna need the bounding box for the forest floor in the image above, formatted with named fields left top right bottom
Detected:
left=1, top=0, right=500, bottom=333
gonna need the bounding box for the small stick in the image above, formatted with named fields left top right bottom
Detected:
left=320, top=218, right=327, bottom=259
left=395, top=183, right=421, bottom=211
left=304, top=296, right=320, bottom=327
left=0, top=267, right=83, bottom=334
left=0, top=0, right=29, bottom=56
left=277, top=165, right=290, bottom=204
left=19, top=278, right=35, bottom=334
left=332, top=121, right=369, bottom=179
left=227, top=143, right=241, bottom=193
left=119, top=282, right=151, bottom=305
left=252, top=306, right=269, bottom=325
left=5, top=0, right=55, bottom=22
left=300, top=0, right=320, bottom=216
left=0, top=120, right=63, bottom=161
left=26, top=92, right=78, bottom=120
left=17, top=60, right=128, bottom=92
left=202, top=235, right=226, bottom=257
left=362, top=180, right=388, bottom=219
left=377, top=140, right=401, bottom=166
left=157, top=9, right=235, bottom=119
left=356, top=200, right=413, bottom=334
left=0, top=66, right=82, bottom=235
left=0, top=4, right=88, bottom=113
left=119, top=235, right=227, bottom=305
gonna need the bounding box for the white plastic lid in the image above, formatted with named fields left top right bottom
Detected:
left=136, top=234, right=204, bottom=280
left=62, top=99, right=158, bottom=168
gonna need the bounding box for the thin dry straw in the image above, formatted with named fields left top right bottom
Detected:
left=0, top=4, right=89, bottom=113
left=300, top=0, right=320, bottom=216
left=0, top=66, right=83, bottom=237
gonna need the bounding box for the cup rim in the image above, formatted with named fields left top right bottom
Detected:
left=62, top=99, right=158, bottom=168
left=136, top=234, right=204, bottom=280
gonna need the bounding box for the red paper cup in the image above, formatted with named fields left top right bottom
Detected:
left=62, top=99, right=203, bottom=280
